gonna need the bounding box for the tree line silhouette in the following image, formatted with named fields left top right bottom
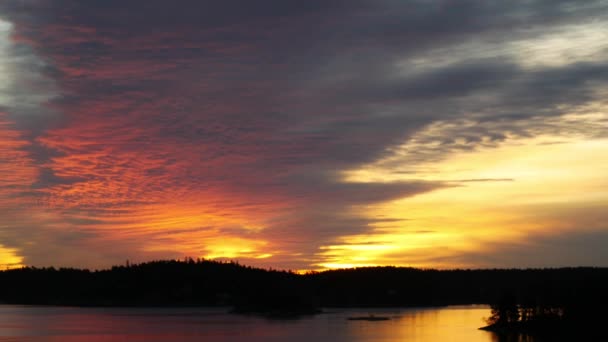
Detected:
left=0, top=259, right=606, bottom=331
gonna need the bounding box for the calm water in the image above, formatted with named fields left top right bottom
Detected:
left=0, top=305, right=513, bottom=341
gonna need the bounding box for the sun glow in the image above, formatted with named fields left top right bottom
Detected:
left=323, top=132, right=608, bottom=269
left=202, top=238, right=268, bottom=260
left=0, top=244, right=23, bottom=269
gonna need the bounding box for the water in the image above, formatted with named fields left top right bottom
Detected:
left=0, top=305, right=502, bottom=341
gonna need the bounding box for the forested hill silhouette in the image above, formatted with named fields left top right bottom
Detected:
left=0, top=260, right=607, bottom=320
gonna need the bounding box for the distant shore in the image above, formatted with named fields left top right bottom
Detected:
left=0, top=260, right=606, bottom=319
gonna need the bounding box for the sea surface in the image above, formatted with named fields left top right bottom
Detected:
left=0, top=305, right=519, bottom=341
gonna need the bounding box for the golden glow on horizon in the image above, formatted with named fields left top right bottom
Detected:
left=0, top=245, right=23, bottom=269
left=321, top=134, right=608, bottom=269
left=318, top=262, right=379, bottom=269
left=201, top=238, right=269, bottom=260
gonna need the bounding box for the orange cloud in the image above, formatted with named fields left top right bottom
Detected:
left=0, top=113, right=38, bottom=207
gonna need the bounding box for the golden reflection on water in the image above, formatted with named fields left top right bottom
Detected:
left=345, top=306, right=493, bottom=342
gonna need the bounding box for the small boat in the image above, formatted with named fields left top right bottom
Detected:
left=347, top=314, right=390, bottom=321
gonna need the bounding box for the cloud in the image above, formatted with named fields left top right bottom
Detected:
left=0, top=0, right=606, bottom=268
left=0, top=112, right=37, bottom=207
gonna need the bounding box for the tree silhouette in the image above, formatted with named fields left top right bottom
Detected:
left=486, top=293, right=519, bottom=326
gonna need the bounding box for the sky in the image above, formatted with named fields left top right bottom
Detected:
left=0, top=0, right=607, bottom=271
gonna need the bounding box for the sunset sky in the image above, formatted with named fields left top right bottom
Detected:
left=0, top=0, right=607, bottom=271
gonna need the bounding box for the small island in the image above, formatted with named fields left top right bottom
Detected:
left=480, top=292, right=608, bottom=339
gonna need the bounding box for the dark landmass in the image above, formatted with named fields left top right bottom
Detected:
left=0, top=259, right=606, bottom=330
left=479, top=288, right=608, bottom=339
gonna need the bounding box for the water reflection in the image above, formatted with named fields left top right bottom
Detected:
left=491, top=334, right=536, bottom=342
left=0, top=305, right=537, bottom=342
left=490, top=332, right=568, bottom=342
left=345, top=306, right=493, bottom=342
